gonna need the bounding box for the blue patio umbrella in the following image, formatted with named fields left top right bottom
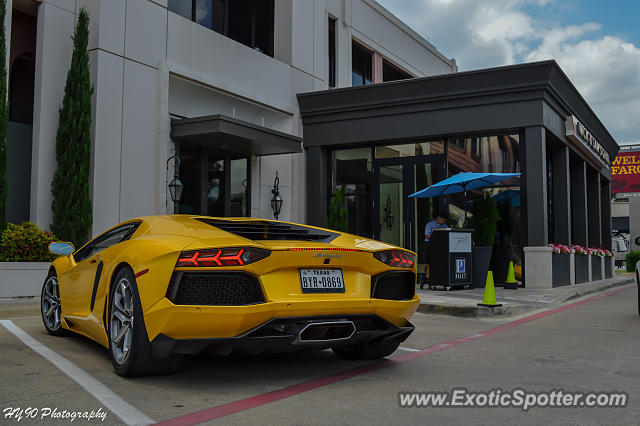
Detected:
left=409, top=172, right=521, bottom=223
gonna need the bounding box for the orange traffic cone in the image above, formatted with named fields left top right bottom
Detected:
left=478, top=271, right=502, bottom=307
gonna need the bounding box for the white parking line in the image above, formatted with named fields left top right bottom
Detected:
left=397, top=346, right=420, bottom=352
left=0, top=320, right=154, bottom=426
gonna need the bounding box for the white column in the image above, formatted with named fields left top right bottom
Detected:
left=524, top=246, right=553, bottom=288
left=30, top=2, right=76, bottom=230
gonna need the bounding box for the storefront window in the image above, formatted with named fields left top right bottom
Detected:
left=448, top=134, right=520, bottom=181
left=331, top=148, right=372, bottom=237
left=447, top=134, right=522, bottom=283
left=375, top=140, right=445, bottom=158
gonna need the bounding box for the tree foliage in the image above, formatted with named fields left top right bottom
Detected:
left=469, top=191, right=500, bottom=247
left=51, top=9, right=93, bottom=249
left=327, top=186, right=348, bottom=232
left=0, top=0, right=8, bottom=231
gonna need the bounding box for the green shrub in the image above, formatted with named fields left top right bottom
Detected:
left=469, top=191, right=500, bottom=247
left=0, top=222, right=57, bottom=262
left=625, top=251, right=640, bottom=272
left=327, top=186, right=348, bottom=232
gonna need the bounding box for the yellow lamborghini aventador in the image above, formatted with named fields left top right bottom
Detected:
left=42, top=215, right=419, bottom=376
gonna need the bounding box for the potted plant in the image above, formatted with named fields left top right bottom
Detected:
left=549, top=243, right=573, bottom=287
left=469, top=191, right=499, bottom=288
left=572, top=244, right=589, bottom=283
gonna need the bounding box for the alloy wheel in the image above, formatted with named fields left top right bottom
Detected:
left=42, top=276, right=61, bottom=330
left=110, top=278, right=135, bottom=365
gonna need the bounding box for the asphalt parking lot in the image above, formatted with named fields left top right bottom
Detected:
left=1, top=284, right=639, bottom=425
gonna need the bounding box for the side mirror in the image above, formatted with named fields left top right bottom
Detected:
left=48, top=242, right=75, bottom=256
left=636, top=236, right=640, bottom=247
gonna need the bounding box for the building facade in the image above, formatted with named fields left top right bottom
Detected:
left=298, top=61, right=619, bottom=286
left=6, top=1, right=619, bottom=287
left=6, top=0, right=456, bottom=237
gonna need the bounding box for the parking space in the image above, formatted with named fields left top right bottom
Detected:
left=0, top=300, right=496, bottom=425
left=1, top=286, right=638, bottom=425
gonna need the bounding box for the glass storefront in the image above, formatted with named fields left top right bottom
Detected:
left=330, top=135, right=521, bottom=280
left=446, top=134, right=522, bottom=282
left=331, top=141, right=445, bottom=255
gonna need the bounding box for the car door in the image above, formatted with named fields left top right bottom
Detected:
left=62, top=223, right=139, bottom=317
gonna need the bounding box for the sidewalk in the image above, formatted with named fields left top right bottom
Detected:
left=416, top=275, right=637, bottom=317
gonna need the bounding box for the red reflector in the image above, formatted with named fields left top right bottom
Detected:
left=134, top=268, right=149, bottom=278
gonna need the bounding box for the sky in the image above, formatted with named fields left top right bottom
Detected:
left=376, top=0, right=640, bottom=146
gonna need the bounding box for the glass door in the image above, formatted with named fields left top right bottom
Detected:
left=377, top=164, right=405, bottom=247
left=373, top=157, right=444, bottom=252
left=177, top=143, right=250, bottom=217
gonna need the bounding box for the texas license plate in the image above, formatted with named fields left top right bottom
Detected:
left=299, top=269, right=345, bottom=293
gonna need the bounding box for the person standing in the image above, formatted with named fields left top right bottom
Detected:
left=422, top=211, right=449, bottom=287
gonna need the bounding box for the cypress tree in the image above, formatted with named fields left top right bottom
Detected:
left=0, top=0, right=8, bottom=232
left=51, top=9, right=93, bottom=249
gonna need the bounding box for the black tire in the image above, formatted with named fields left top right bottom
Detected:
left=41, top=271, right=70, bottom=336
left=108, top=267, right=182, bottom=377
left=332, top=338, right=401, bottom=360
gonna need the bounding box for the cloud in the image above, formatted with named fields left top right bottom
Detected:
left=377, top=0, right=640, bottom=144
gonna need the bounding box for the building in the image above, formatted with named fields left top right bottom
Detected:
left=7, top=1, right=619, bottom=286
left=298, top=61, right=619, bottom=286
left=610, top=144, right=640, bottom=265
left=6, top=0, right=456, bottom=237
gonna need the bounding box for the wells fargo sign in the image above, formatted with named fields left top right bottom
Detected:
left=611, top=150, right=640, bottom=194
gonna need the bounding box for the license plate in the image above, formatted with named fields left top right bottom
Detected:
left=299, top=269, right=345, bottom=293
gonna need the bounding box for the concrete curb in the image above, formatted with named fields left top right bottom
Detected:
left=417, top=303, right=536, bottom=317
left=559, top=277, right=635, bottom=303
left=417, top=277, right=636, bottom=317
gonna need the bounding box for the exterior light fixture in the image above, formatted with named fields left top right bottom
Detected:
left=271, top=171, right=283, bottom=220
left=166, top=155, right=184, bottom=213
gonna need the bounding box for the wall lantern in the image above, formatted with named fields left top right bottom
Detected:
left=271, top=171, right=283, bottom=220
left=166, top=155, right=184, bottom=213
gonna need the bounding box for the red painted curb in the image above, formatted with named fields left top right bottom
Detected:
left=156, top=284, right=634, bottom=425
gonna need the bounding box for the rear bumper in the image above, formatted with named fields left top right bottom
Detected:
left=150, top=315, right=414, bottom=358
left=143, top=296, right=420, bottom=341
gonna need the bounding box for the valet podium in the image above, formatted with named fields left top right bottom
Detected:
left=428, top=228, right=473, bottom=291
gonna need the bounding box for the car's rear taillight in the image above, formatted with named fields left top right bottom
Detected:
left=176, top=248, right=270, bottom=267
left=373, top=250, right=415, bottom=268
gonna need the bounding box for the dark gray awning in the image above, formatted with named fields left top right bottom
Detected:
left=170, top=114, right=302, bottom=156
